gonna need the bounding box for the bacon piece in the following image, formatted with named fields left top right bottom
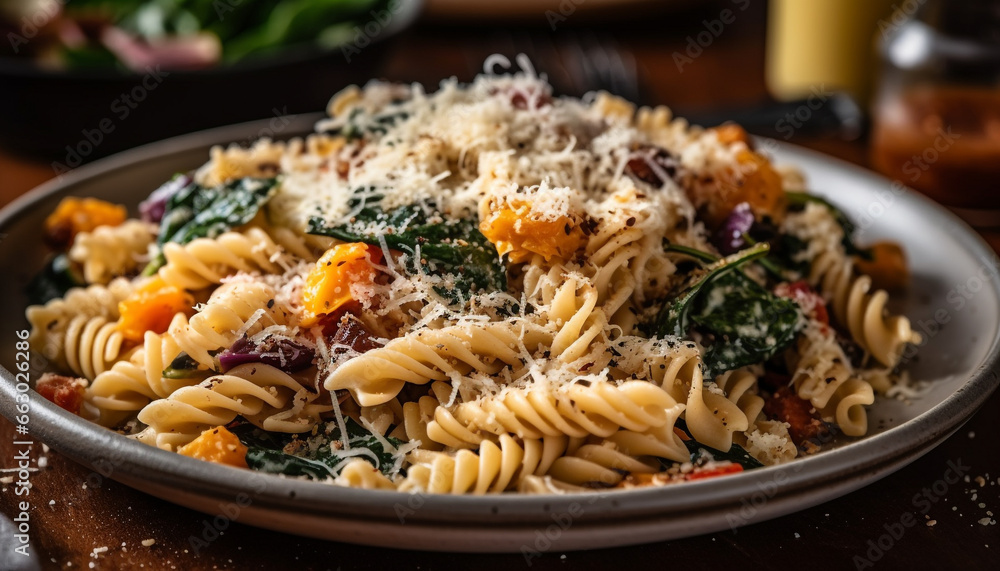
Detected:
left=36, top=373, right=87, bottom=415
left=763, top=386, right=829, bottom=446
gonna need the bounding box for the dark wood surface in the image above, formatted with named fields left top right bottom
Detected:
left=2, top=3, right=998, bottom=569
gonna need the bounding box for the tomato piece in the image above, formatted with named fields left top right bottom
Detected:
left=36, top=373, right=87, bottom=415
left=686, top=463, right=744, bottom=481
left=776, top=280, right=829, bottom=325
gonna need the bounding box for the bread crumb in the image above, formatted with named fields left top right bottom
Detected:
left=142, top=539, right=156, bottom=547
left=926, top=520, right=936, bottom=527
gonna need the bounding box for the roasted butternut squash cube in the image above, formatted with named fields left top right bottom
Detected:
left=117, top=276, right=194, bottom=342
left=301, top=243, right=382, bottom=326
left=44, top=197, right=127, bottom=249
left=177, top=426, right=249, bottom=468
left=480, top=202, right=586, bottom=264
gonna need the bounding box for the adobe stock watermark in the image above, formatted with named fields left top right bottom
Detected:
left=877, top=0, right=931, bottom=39
left=852, top=458, right=970, bottom=570
left=51, top=65, right=171, bottom=176
left=545, top=0, right=587, bottom=30
left=773, top=85, right=835, bottom=140
left=341, top=0, right=406, bottom=63
left=673, top=0, right=752, bottom=73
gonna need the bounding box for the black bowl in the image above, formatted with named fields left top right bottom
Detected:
left=0, top=0, right=422, bottom=166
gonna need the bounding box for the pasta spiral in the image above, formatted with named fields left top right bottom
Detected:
left=158, top=228, right=288, bottom=290
left=69, top=219, right=156, bottom=284
left=810, top=250, right=921, bottom=367
left=135, top=363, right=328, bottom=450
left=27, top=278, right=134, bottom=378
left=789, top=326, right=874, bottom=437
left=172, top=281, right=289, bottom=369
left=324, top=321, right=550, bottom=407
left=426, top=379, right=684, bottom=448
left=398, top=434, right=570, bottom=494
left=85, top=314, right=206, bottom=426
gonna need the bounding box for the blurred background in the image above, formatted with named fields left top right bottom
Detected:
left=0, top=0, right=998, bottom=223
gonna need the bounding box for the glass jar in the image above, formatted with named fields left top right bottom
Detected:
left=870, top=1, right=1000, bottom=226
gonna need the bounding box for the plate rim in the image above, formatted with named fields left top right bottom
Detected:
left=2, top=115, right=999, bottom=548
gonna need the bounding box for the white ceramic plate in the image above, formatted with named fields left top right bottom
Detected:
left=2, top=115, right=998, bottom=552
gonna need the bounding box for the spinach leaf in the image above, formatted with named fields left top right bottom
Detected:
left=683, top=438, right=764, bottom=470
left=655, top=243, right=801, bottom=377
left=692, top=273, right=801, bottom=377
left=230, top=418, right=403, bottom=480
left=334, top=107, right=410, bottom=141
left=26, top=254, right=85, bottom=305
left=786, top=191, right=872, bottom=260
left=654, top=243, right=770, bottom=337
left=161, top=353, right=211, bottom=380
left=142, top=177, right=278, bottom=276
left=308, top=194, right=505, bottom=305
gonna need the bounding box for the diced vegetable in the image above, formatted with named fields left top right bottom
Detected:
left=117, top=277, right=195, bottom=342
left=696, top=150, right=786, bottom=229
left=685, top=463, right=745, bottom=481
left=300, top=243, right=382, bottom=327
left=479, top=201, right=586, bottom=263
left=712, top=202, right=755, bottom=255
left=44, top=197, right=126, bottom=250
left=712, top=123, right=752, bottom=146
left=854, top=241, right=908, bottom=292
left=218, top=337, right=315, bottom=373
left=177, top=426, right=249, bottom=469
left=775, top=281, right=829, bottom=325
left=763, top=386, right=830, bottom=446
left=140, top=174, right=191, bottom=224
left=35, top=373, right=87, bottom=415
left=625, top=145, right=679, bottom=187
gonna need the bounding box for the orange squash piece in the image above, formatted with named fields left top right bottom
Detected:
left=117, top=276, right=195, bottom=342
left=480, top=202, right=586, bottom=264
left=700, top=149, right=787, bottom=229
left=177, top=426, right=249, bottom=469
left=44, top=197, right=127, bottom=250
left=301, top=243, right=382, bottom=327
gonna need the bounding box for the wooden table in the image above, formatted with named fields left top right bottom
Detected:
left=2, top=3, right=998, bottom=569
